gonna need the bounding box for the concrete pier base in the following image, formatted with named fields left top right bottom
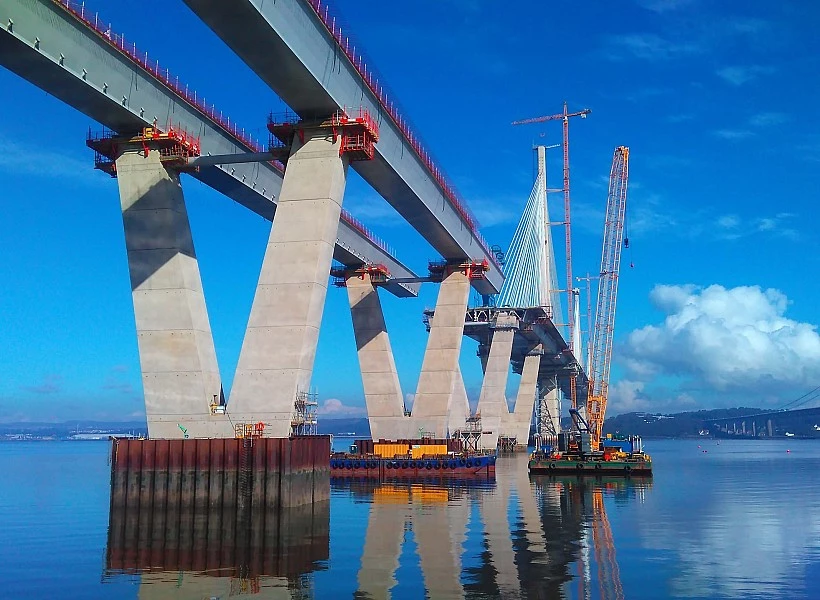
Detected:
left=109, top=436, right=331, bottom=517
left=411, top=268, right=472, bottom=438
left=346, top=271, right=410, bottom=440
left=115, top=147, right=228, bottom=439
left=230, top=131, right=349, bottom=436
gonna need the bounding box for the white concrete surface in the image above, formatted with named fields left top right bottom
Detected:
left=229, top=130, right=348, bottom=436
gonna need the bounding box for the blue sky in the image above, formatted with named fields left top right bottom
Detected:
left=2, top=0, right=819, bottom=422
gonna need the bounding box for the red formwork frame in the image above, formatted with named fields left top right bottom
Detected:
left=54, top=0, right=397, bottom=261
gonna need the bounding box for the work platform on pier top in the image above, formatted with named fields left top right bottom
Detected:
left=0, top=0, right=419, bottom=298
left=182, top=0, right=505, bottom=295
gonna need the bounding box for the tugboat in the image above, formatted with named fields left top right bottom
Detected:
left=528, top=409, right=652, bottom=476
left=330, top=438, right=496, bottom=479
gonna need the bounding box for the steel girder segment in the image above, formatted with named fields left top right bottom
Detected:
left=0, top=0, right=418, bottom=297
left=180, top=0, right=504, bottom=295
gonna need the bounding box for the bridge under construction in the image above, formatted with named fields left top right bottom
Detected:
left=0, top=0, right=638, bottom=501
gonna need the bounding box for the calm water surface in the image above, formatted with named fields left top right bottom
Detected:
left=1, top=439, right=818, bottom=599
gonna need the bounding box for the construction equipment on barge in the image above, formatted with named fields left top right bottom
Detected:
left=530, top=146, right=651, bottom=476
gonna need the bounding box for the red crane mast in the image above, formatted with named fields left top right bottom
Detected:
left=587, top=146, right=629, bottom=448
left=512, top=102, right=590, bottom=409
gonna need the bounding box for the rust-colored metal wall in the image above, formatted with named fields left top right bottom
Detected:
left=109, top=436, right=331, bottom=516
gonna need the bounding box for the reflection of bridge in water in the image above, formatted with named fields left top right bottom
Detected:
left=104, top=454, right=651, bottom=598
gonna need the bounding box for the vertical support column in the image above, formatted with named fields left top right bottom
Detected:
left=115, top=147, right=226, bottom=439
left=411, top=268, right=472, bottom=438
left=230, top=131, right=348, bottom=436
left=508, top=352, right=542, bottom=450
left=544, top=386, right=561, bottom=437
left=448, top=365, right=470, bottom=436
left=346, top=271, right=409, bottom=441
left=477, top=314, right=518, bottom=450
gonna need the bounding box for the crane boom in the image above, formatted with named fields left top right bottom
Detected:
left=511, top=103, right=591, bottom=411
left=511, top=108, right=591, bottom=126
left=587, top=146, right=629, bottom=449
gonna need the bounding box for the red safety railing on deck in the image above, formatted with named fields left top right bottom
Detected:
left=52, top=0, right=398, bottom=262
left=305, top=0, right=501, bottom=270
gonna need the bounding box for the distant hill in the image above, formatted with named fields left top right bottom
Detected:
left=604, top=407, right=775, bottom=438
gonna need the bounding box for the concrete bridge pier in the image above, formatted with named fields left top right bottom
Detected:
left=476, top=313, right=518, bottom=450
left=448, top=365, right=471, bottom=436
left=411, top=267, right=473, bottom=438
left=346, top=271, right=411, bottom=440
left=505, top=351, right=542, bottom=450
left=115, top=145, right=229, bottom=439
left=229, top=129, right=349, bottom=437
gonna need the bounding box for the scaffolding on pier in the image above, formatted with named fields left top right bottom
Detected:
left=454, top=414, right=483, bottom=452
left=86, top=124, right=201, bottom=176
left=292, top=390, right=319, bottom=436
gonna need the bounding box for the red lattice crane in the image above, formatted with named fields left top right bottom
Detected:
left=587, top=146, right=630, bottom=449
left=512, top=103, right=590, bottom=409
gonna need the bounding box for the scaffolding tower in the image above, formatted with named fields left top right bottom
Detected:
left=535, top=377, right=561, bottom=450
left=454, top=414, right=483, bottom=452
left=292, top=390, right=319, bottom=436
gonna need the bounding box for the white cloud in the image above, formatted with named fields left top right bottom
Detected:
left=749, top=112, right=788, bottom=127
left=716, top=214, right=739, bottom=229
left=0, top=136, right=103, bottom=185
left=606, top=33, right=703, bottom=61
left=636, top=0, right=696, bottom=12
left=621, top=284, right=820, bottom=400
left=470, top=196, right=523, bottom=228
left=712, top=129, right=755, bottom=140
left=716, top=65, right=775, bottom=86
left=343, top=194, right=404, bottom=226
left=317, top=398, right=367, bottom=417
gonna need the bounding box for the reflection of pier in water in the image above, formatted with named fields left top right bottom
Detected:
left=103, top=455, right=651, bottom=598
left=104, top=493, right=329, bottom=598
left=343, top=455, right=652, bottom=599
